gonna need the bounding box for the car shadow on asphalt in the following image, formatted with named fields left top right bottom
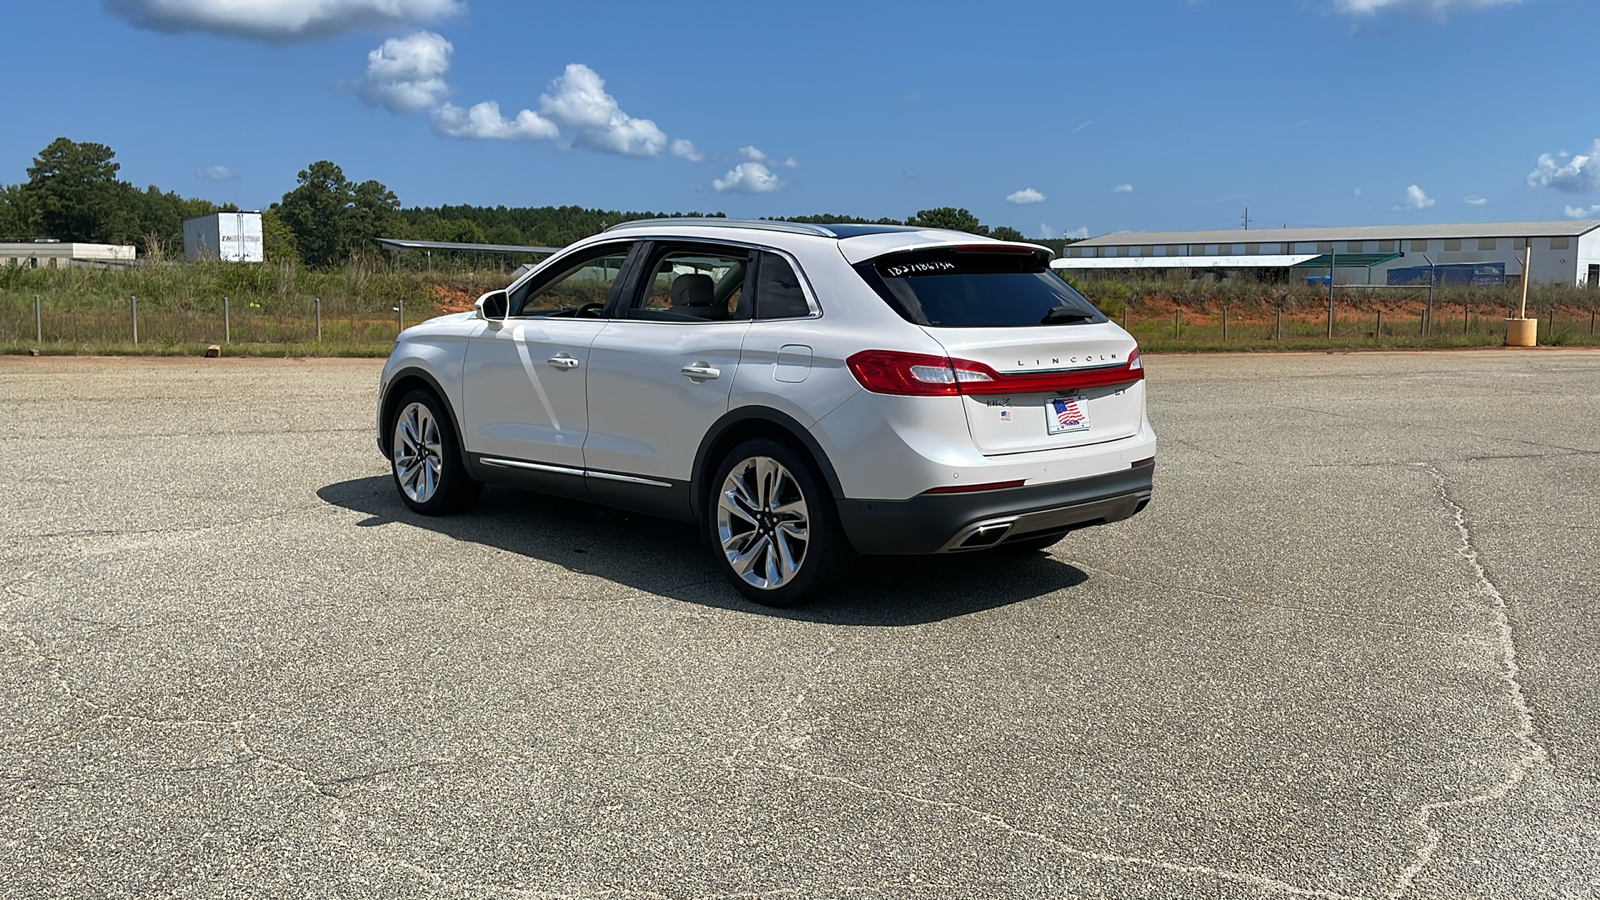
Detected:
left=317, top=477, right=1090, bottom=627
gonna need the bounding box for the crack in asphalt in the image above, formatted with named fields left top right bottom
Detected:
left=1384, top=465, right=1551, bottom=900
left=761, top=763, right=1362, bottom=900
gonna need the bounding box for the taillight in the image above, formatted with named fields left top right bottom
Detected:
left=847, top=350, right=1001, bottom=396
left=848, top=349, right=1142, bottom=397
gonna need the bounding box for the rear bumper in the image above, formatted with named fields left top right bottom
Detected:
left=836, top=464, right=1153, bottom=555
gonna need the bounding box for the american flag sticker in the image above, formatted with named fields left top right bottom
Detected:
left=1047, top=396, right=1091, bottom=435
left=1000, top=410, right=1012, bottom=422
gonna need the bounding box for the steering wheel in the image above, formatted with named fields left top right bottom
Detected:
left=575, top=302, right=605, bottom=318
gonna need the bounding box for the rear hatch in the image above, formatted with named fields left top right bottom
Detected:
left=852, top=243, right=1144, bottom=456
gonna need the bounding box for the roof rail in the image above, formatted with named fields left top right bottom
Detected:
left=603, top=218, right=839, bottom=238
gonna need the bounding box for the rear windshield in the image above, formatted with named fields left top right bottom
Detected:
left=854, top=248, right=1107, bottom=328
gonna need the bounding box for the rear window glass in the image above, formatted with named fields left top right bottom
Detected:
left=855, top=249, right=1106, bottom=328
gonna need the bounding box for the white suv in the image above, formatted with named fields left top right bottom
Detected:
left=377, top=220, right=1155, bottom=606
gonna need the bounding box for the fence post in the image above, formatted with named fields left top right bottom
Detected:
left=1326, top=292, right=1334, bottom=339
left=131, top=296, right=138, bottom=345
left=1174, top=308, right=1181, bottom=339
left=1222, top=305, right=1229, bottom=341
left=1121, top=307, right=1128, bottom=331
left=35, top=295, right=42, bottom=344
left=1376, top=309, right=1382, bottom=339
left=1424, top=291, right=1432, bottom=339
left=1464, top=302, right=1469, bottom=336
left=396, top=301, right=405, bottom=336
left=316, top=298, right=323, bottom=342
left=224, top=296, right=231, bottom=344
left=1276, top=303, right=1283, bottom=340
left=1591, top=308, right=1595, bottom=336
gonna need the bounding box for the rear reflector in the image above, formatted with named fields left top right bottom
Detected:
left=923, top=480, right=1027, bottom=495
left=848, top=348, right=1144, bottom=397
left=1130, top=457, right=1155, bottom=468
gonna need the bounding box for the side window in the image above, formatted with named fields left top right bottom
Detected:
left=755, top=252, right=813, bottom=319
left=625, top=245, right=750, bottom=322
left=509, top=243, right=632, bottom=317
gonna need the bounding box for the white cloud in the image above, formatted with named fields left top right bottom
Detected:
left=195, top=165, right=237, bottom=181
left=1329, top=0, right=1521, bottom=18
left=1065, top=227, right=1090, bottom=241
left=1398, top=184, right=1436, bottom=210
left=430, top=101, right=559, bottom=142
left=1006, top=188, right=1047, bottom=205
left=1036, top=224, right=1059, bottom=240
left=1528, top=140, right=1600, bottom=194
left=1353, top=187, right=1363, bottom=196
left=537, top=64, right=666, bottom=157
left=1464, top=195, right=1488, bottom=206
left=713, top=162, right=784, bottom=194
left=358, top=31, right=452, bottom=115
left=739, top=146, right=769, bottom=162
left=105, top=0, right=463, bottom=41
left=1565, top=204, right=1600, bottom=219
left=670, top=139, right=704, bottom=162
left=1112, top=184, right=1134, bottom=194
left=781, top=157, right=799, bottom=169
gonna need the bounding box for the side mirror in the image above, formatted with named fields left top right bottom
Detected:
left=475, top=290, right=509, bottom=321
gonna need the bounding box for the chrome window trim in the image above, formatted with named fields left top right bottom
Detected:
left=480, top=457, right=672, bottom=489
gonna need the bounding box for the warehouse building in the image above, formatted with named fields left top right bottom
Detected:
left=0, top=241, right=136, bottom=269
left=1052, top=221, right=1600, bottom=286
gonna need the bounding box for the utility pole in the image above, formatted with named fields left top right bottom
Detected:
left=1242, top=207, right=1251, bottom=231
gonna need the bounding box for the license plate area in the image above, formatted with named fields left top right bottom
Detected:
left=1046, top=394, right=1091, bottom=435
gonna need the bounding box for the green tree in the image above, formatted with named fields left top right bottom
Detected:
left=277, top=161, right=353, bottom=268
left=0, top=184, right=31, bottom=240
left=348, top=179, right=402, bottom=251
left=906, top=207, right=989, bottom=235
left=989, top=225, right=1027, bottom=242
left=276, top=162, right=403, bottom=267
left=261, top=208, right=299, bottom=263
left=24, top=138, right=124, bottom=242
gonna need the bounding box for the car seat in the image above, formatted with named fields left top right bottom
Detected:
left=669, top=273, right=725, bottom=320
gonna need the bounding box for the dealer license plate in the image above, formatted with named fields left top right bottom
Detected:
left=1046, top=395, right=1091, bottom=435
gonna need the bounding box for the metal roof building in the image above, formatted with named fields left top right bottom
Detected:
left=1052, top=220, right=1600, bottom=286
left=1, top=241, right=137, bottom=269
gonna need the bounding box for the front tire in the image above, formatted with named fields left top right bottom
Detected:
left=709, top=438, right=852, bottom=607
left=389, top=389, right=482, bottom=515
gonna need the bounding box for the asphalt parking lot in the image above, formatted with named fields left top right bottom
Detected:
left=2, top=349, right=1597, bottom=899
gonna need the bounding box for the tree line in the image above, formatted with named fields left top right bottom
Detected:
left=0, top=138, right=1062, bottom=269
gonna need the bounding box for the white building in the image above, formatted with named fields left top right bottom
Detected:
left=0, top=241, right=136, bottom=269
left=1052, top=221, right=1600, bottom=287
left=184, top=211, right=264, bottom=263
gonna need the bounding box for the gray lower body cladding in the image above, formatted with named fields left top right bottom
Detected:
left=836, top=465, right=1154, bottom=555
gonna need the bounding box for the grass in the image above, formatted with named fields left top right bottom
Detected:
left=4, top=262, right=1599, bottom=356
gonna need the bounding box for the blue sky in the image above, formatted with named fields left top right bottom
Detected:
left=4, top=0, right=1597, bottom=239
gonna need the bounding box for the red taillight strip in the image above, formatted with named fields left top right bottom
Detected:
left=847, top=348, right=1144, bottom=397
left=958, top=361, right=1144, bottom=395
left=922, top=480, right=1027, bottom=495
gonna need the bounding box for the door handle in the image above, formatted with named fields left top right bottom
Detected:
left=680, top=364, right=721, bottom=380
left=547, top=355, right=580, bottom=370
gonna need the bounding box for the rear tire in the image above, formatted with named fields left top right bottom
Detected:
left=389, top=389, right=483, bottom=516
left=709, top=438, right=853, bottom=607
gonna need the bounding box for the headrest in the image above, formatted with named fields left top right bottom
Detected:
left=669, top=273, right=716, bottom=307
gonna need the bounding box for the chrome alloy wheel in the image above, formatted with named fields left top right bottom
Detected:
left=717, top=456, right=811, bottom=591
left=392, top=401, right=444, bottom=504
